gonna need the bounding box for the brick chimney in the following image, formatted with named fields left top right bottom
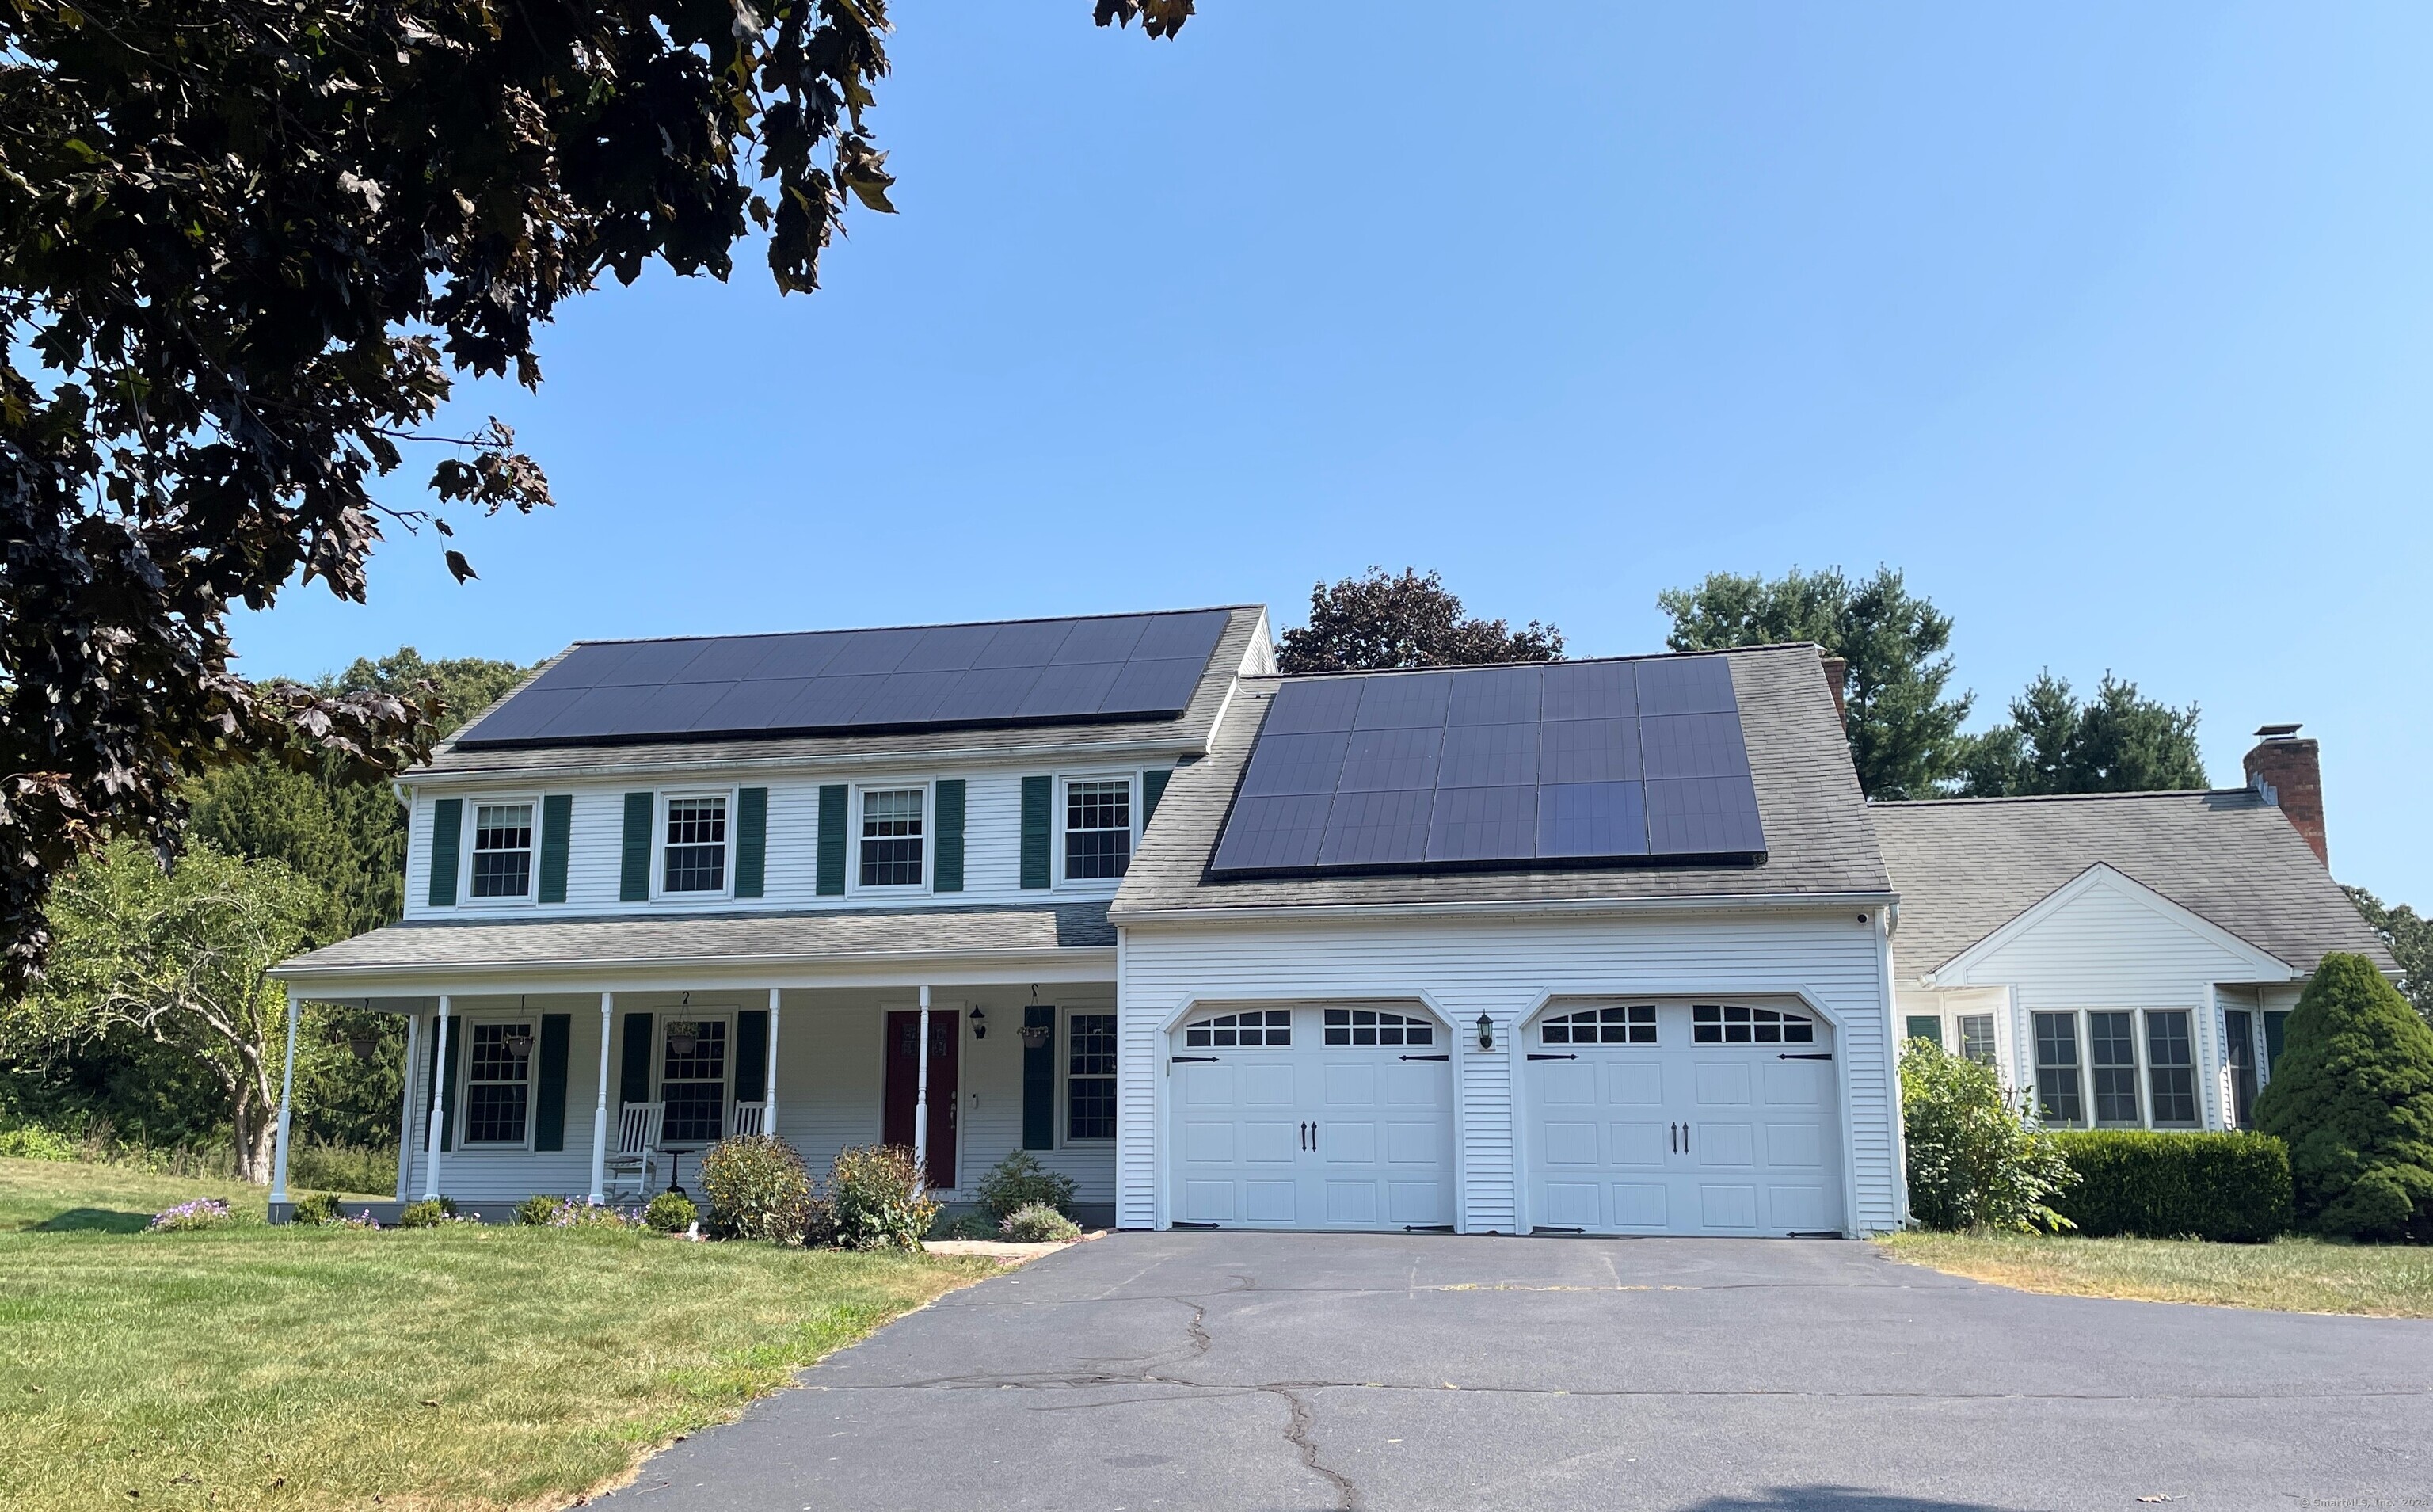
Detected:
left=2244, top=724, right=2327, bottom=866
left=1820, top=654, right=1849, bottom=725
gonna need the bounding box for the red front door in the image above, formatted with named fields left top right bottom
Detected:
left=882, top=1010, right=959, bottom=1189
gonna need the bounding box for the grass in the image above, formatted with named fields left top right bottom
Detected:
left=1879, top=1229, right=2433, bottom=1318
left=0, top=1158, right=996, bottom=1510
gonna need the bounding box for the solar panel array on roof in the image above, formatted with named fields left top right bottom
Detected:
left=453, top=609, right=1232, bottom=748
left=1208, top=657, right=1765, bottom=875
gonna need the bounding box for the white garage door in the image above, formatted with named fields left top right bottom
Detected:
left=1523, top=1002, right=1846, bottom=1236
left=1170, top=1006, right=1456, bottom=1230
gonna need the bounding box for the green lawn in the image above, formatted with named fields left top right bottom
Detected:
left=1879, top=1229, right=2433, bottom=1317
left=0, top=1158, right=996, bottom=1510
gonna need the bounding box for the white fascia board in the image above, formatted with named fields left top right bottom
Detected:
left=1109, top=889, right=1898, bottom=927
left=272, top=945, right=1116, bottom=996
left=407, top=736, right=1213, bottom=787
left=1924, top=862, right=2298, bottom=987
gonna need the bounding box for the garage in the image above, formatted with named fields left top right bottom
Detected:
left=1522, top=1001, right=1846, bottom=1236
left=1169, top=1004, right=1456, bottom=1230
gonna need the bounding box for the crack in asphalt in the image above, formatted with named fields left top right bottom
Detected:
left=1273, top=1384, right=1360, bottom=1511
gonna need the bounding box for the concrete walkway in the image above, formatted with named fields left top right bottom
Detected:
left=614, top=1232, right=2433, bottom=1511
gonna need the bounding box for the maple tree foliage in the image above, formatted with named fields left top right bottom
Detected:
left=1276, top=568, right=1565, bottom=675
left=0, top=0, right=1188, bottom=988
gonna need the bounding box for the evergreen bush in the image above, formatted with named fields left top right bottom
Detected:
left=2047, top=1131, right=2290, bottom=1241
left=2254, top=954, right=2433, bottom=1242
left=699, top=1135, right=811, bottom=1242
left=397, top=1197, right=457, bottom=1228
left=999, top=1202, right=1082, bottom=1243
left=514, top=1193, right=567, bottom=1226
left=1901, top=1038, right=2075, bottom=1232
left=972, top=1150, right=1079, bottom=1221
left=828, top=1144, right=938, bottom=1251
left=290, top=1191, right=343, bottom=1226
left=644, top=1191, right=698, bottom=1234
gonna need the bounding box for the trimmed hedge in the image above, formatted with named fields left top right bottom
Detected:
left=2047, top=1130, right=2291, bottom=1242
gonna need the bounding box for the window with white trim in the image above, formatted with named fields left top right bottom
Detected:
left=1957, top=1013, right=1997, bottom=1069
left=663, top=796, right=728, bottom=893
left=470, top=802, right=535, bottom=899
left=1692, top=1004, right=1814, bottom=1044
left=1064, top=779, right=1132, bottom=881
left=661, top=1019, right=728, bottom=1144
left=1543, top=1006, right=1656, bottom=1045
left=463, top=1020, right=535, bottom=1144
left=1323, top=1008, right=1433, bottom=1046
left=2146, top=1009, right=2198, bottom=1125
left=860, top=788, right=924, bottom=888
left=1066, top=1013, right=1116, bottom=1141
left=2033, top=1011, right=2082, bottom=1125
left=1183, top=1010, right=1291, bottom=1048
left=2088, top=1011, right=2141, bottom=1125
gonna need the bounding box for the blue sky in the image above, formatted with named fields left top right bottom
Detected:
left=234, top=2, right=2433, bottom=905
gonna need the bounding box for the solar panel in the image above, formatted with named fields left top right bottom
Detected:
left=1209, top=653, right=1763, bottom=875
left=455, top=608, right=1232, bottom=747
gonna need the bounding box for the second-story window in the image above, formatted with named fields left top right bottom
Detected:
left=1065, top=779, right=1131, bottom=881
left=861, top=788, right=924, bottom=887
left=664, top=796, right=728, bottom=893
left=470, top=802, right=534, bottom=899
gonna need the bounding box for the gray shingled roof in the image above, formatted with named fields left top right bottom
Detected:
left=1110, top=643, right=1890, bottom=918
left=413, top=606, right=1267, bottom=780
left=273, top=903, right=1114, bottom=981
left=1871, top=791, right=2393, bottom=981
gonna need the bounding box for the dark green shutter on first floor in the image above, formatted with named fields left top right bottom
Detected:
left=1906, top=1015, right=1943, bottom=1047
left=620, top=1013, right=653, bottom=1106
left=425, top=1011, right=463, bottom=1152
left=427, top=798, right=463, bottom=907
left=933, top=779, right=965, bottom=892
left=734, top=786, right=768, bottom=898
left=538, top=794, right=573, bottom=904
left=1022, top=1007, right=1057, bottom=1150
left=817, top=785, right=847, bottom=895
left=533, top=1014, right=571, bottom=1151
left=1141, top=768, right=1171, bottom=826
left=2264, top=1011, right=2290, bottom=1076
left=1020, top=776, right=1053, bottom=889
left=620, top=793, right=655, bottom=901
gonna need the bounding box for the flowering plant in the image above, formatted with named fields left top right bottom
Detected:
left=148, top=1198, right=234, bottom=1232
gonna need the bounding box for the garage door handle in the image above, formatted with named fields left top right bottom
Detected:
left=1400, top=1053, right=1449, bottom=1061
left=1778, top=1053, right=1833, bottom=1061
left=1526, top=1053, right=1578, bottom=1061
left=1171, top=1055, right=1220, bottom=1064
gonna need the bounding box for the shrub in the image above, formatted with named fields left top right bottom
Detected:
left=972, top=1150, right=1078, bottom=1222
left=699, top=1135, right=813, bottom=1242
left=2047, top=1131, right=2292, bottom=1242
left=0, top=1122, right=77, bottom=1160
left=1901, top=1039, right=2075, bottom=1232
left=2254, top=953, right=2433, bottom=1242
left=645, top=1191, right=698, bottom=1233
left=931, top=1210, right=998, bottom=1240
left=794, top=1194, right=840, bottom=1247
left=999, top=1203, right=1082, bottom=1243
left=548, top=1200, right=638, bottom=1230
left=515, top=1193, right=569, bottom=1226
left=290, top=1192, right=343, bottom=1227
left=397, top=1197, right=457, bottom=1228
left=148, top=1198, right=234, bottom=1232
left=289, top=1142, right=398, bottom=1196
left=829, top=1144, right=938, bottom=1251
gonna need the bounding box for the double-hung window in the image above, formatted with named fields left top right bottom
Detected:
left=2146, top=1010, right=2198, bottom=1125
left=663, top=796, right=728, bottom=893
left=464, top=1021, right=535, bottom=1144
left=2088, top=1011, right=2142, bottom=1125
left=661, top=1019, right=728, bottom=1144
left=470, top=802, right=535, bottom=900
left=1956, top=1013, right=1998, bottom=1069
left=1065, top=1013, right=1116, bottom=1141
left=860, top=788, right=924, bottom=888
left=2032, top=1012, right=2082, bottom=1125
left=1064, top=779, right=1132, bottom=881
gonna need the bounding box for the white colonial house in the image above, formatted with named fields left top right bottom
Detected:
left=265, top=607, right=2388, bottom=1234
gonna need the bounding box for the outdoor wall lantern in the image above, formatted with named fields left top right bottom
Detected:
left=969, top=1007, right=988, bottom=1041
left=1476, top=1014, right=1494, bottom=1051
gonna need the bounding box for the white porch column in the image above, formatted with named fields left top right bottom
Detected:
left=764, top=988, right=782, bottom=1129
left=394, top=1011, right=421, bottom=1201
left=589, top=992, right=615, bottom=1205
left=269, top=988, right=302, bottom=1205
left=422, top=995, right=451, bottom=1201
left=914, top=984, right=931, bottom=1190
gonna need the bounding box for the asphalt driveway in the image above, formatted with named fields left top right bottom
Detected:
left=616, top=1232, right=2433, bottom=1512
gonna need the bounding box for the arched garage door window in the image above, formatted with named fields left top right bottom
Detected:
left=1183, top=1010, right=1292, bottom=1048
left=1692, top=1004, right=1814, bottom=1044
left=1323, top=1008, right=1432, bottom=1046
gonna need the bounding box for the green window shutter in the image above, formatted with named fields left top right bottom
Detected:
left=2264, top=1010, right=2290, bottom=1076
left=816, top=785, right=847, bottom=896
left=1022, top=1007, right=1057, bottom=1150
left=734, top=786, right=768, bottom=898
left=1020, top=776, right=1053, bottom=890
left=933, top=779, right=966, bottom=893
left=619, top=793, right=654, bottom=902
left=533, top=1014, right=571, bottom=1151
left=1141, top=768, right=1171, bottom=826
left=736, top=1009, right=769, bottom=1102
left=1906, top=1015, right=1944, bottom=1048
left=433, top=1015, right=463, bottom=1152
left=619, top=1013, right=653, bottom=1106
left=426, top=798, right=463, bottom=907
left=537, top=794, right=573, bottom=904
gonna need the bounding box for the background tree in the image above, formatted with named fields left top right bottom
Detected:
left=1955, top=672, right=2206, bottom=797
left=2, top=840, right=322, bottom=1182
left=0, top=0, right=1184, bottom=989
left=2345, top=889, right=2433, bottom=1029
left=2252, top=953, right=2433, bottom=1243
left=1658, top=566, right=1970, bottom=798
left=1276, top=568, right=1564, bottom=673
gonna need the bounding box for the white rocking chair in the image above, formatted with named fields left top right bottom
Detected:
left=730, top=1100, right=767, bottom=1137
left=604, top=1102, right=664, bottom=1203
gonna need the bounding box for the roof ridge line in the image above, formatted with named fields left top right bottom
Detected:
left=564, top=604, right=1259, bottom=649
left=1873, top=788, right=2258, bottom=809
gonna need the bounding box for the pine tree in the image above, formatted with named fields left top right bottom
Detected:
left=2252, top=954, right=2433, bottom=1242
